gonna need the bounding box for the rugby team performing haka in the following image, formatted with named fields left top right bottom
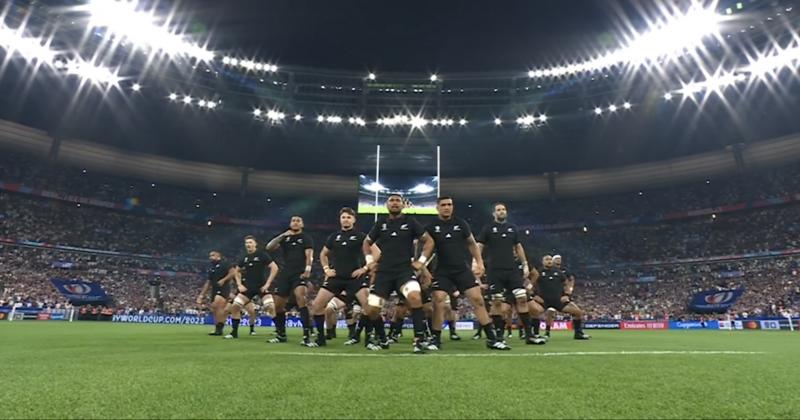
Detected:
left=197, top=195, right=590, bottom=353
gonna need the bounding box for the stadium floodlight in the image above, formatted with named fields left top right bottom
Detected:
left=131, top=83, right=141, bottom=92
left=594, top=107, right=603, bottom=115
left=327, top=115, right=342, bottom=124
left=221, top=56, right=231, bottom=64
left=266, top=110, right=285, bottom=121
left=526, top=6, right=720, bottom=79
left=623, top=101, right=632, bottom=109
left=409, top=184, right=435, bottom=194
left=494, top=118, right=502, bottom=125
left=608, top=104, right=618, bottom=112
left=84, top=0, right=214, bottom=61
left=252, top=108, right=262, bottom=117
left=269, top=64, right=279, bottom=72
left=197, top=99, right=207, bottom=107
left=538, top=114, right=548, bottom=123
left=743, top=47, right=800, bottom=75
left=206, top=101, right=218, bottom=109
left=293, top=114, right=302, bottom=121
left=663, top=92, right=673, bottom=101
left=368, top=72, right=376, bottom=80
left=65, top=60, right=121, bottom=85
left=0, top=24, right=57, bottom=63
left=430, top=74, right=438, bottom=82
left=168, top=93, right=178, bottom=101
left=679, top=73, right=745, bottom=95
left=317, top=115, right=325, bottom=123
left=459, top=118, right=468, bottom=126
left=410, top=116, right=428, bottom=128
left=364, top=182, right=386, bottom=192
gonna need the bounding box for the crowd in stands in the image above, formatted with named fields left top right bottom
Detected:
left=2, top=150, right=800, bottom=321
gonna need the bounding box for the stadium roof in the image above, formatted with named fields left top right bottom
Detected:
left=0, top=0, right=799, bottom=177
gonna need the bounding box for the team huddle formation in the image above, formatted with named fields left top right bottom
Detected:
left=197, top=195, right=590, bottom=354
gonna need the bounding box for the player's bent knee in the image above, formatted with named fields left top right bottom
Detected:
left=367, top=293, right=384, bottom=308
left=233, top=295, right=249, bottom=307
left=326, top=299, right=340, bottom=312
left=401, top=280, right=421, bottom=298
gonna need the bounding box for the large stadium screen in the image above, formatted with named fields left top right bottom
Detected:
left=357, top=174, right=439, bottom=215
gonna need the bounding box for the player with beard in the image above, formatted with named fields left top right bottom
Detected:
left=226, top=236, right=279, bottom=339
left=543, top=254, right=571, bottom=337
left=266, top=216, right=315, bottom=346
left=477, top=202, right=545, bottom=345
left=363, top=194, right=432, bottom=353
left=309, top=207, right=370, bottom=347
left=197, top=250, right=237, bottom=336
left=529, top=255, right=590, bottom=340
left=418, top=197, right=510, bottom=350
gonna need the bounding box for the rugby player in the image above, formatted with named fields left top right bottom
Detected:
left=197, top=250, right=237, bottom=336
left=529, top=255, right=590, bottom=340
left=226, top=236, right=279, bottom=339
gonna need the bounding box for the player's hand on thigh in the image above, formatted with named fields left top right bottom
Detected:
left=238, top=285, right=247, bottom=293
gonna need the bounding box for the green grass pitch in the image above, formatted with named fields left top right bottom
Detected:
left=2, top=322, right=798, bottom=419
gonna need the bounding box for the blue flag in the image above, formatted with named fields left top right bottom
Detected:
left=50, top=278, right=109, bottom=304
left=689, top=288, right=744, bottom=313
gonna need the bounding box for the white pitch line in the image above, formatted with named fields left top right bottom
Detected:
left=268, top=350, right=764, bottom=358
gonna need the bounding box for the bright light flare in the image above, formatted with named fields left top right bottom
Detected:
left=85, top=0, right=214, bottom=61
left=0, top=24, right=56, bottom=63
left=65, top=59, right=121, bottom=85
left=527, top=6, right=721, bottom=78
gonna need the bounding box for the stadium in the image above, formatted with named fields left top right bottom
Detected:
left=1, top=0, right=799, bottom=418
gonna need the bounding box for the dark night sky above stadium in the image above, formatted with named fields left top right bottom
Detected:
left=189, top=0, right=623, bottom=72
